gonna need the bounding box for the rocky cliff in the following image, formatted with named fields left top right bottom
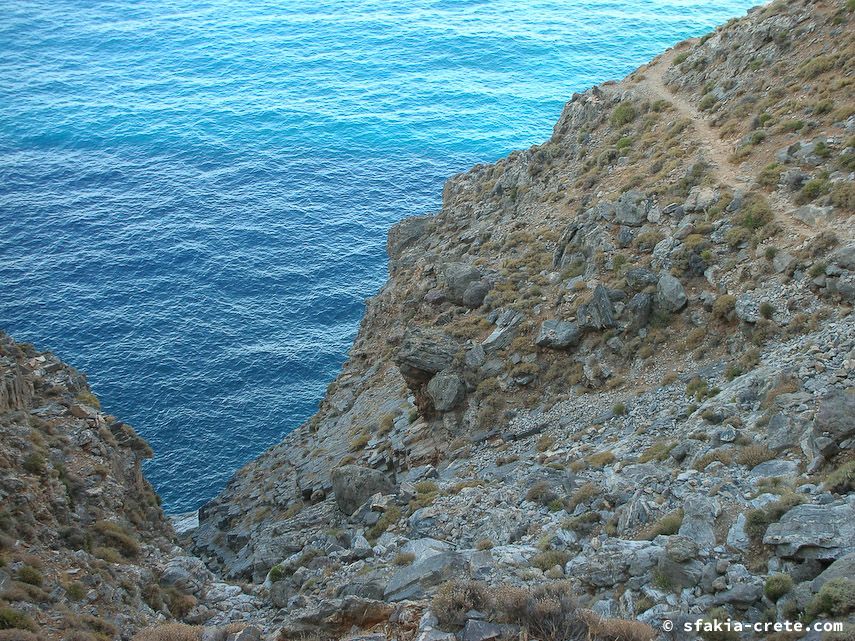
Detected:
left=190, top=0, right=855, bottom=637
left=0, top=333, right=274, bottom=640
left=2, top=0, right=854, bottom=640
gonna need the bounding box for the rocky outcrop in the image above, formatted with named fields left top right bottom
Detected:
left=331, top=465, right=396, bottom=515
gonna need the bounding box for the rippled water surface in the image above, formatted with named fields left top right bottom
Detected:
left=0, top=0, right=758, bottom=511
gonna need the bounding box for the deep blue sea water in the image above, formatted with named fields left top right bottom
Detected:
left=0, top=0, right=759, bottom=512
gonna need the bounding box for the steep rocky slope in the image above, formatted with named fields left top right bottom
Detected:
left=190, top=0, right=855, bottom=638
left=0, top=333, right=271, bottom=640
left=2, top=0, right=854, bottom=640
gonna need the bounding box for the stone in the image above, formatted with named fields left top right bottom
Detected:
left=396, top=329, right=459, bottom=380
left=384, top=552, right=465, bottom=601
left=625, top=268, right=658, bottom=291
left=462, top=282, right=490, bottom=308
left=657, top=556, right=704, bottom=589
left=683, top=186, right=720, bottom=212
left=482, top=310, right=523, bottom=352
left=713, top=582, right=763, bottom=606
left=160, top=556, right=209, bottom=594
left=763, top=500, right=855, bottom=560
left=615, top=190, right=653, bottom=226
left=427, top=371, right=465, bottom=412
left=748, top=460, right=800, bottom=481
left=772, top=252, right=796, bottom=274
left=727, top=514, right=750, bottom=551
left=766, top=413, right=802, bottom=452
left=624, top=292, right=652, bottom=333
left=813, top=390, right=855, bottom=445
left=665, top=536, right=699, bottom=563
left=444, top=263, right=483, bottom=305
left=810, top=552, right=855, bottom=592
left=735, top=295, right=758, bottom=323
left=462, top=620, right=506, bottom=641
left=331, top=466, right=395, bottom=516
left=535, top=320, right=581, bottom=349
left=578, top=284, right=616, bottom=330
left=227, top=627, right=262, bottom=641
left=400, top=538, right=453, bottom=564
left=678, top=495, right=719, bottom=548
left=655, top=273, right=687, bottom=313
left=793, top=205, right=835, bottom=227
left=829, top=243, right=855, bottom=270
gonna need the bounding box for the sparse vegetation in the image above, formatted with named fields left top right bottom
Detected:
left=764, top=573, right=793, bottom=602
left=637, top=509, right=683, bottom=540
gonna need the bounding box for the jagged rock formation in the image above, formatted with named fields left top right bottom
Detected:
left=0, top=333, right=271, bottom=640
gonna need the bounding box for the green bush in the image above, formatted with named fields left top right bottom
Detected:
left=699, top=93, right=717, bottom=111
left=0, top=607, right=37, bottom=632
left=764, top=573, right=793, bottom=601
left=797, top=178, right=830, bottom=205
left=16, top=565, right=43, bottom=587
left=531, top=550, right=570, bottom=571
left=805, top=578, right=855, bottom=620
left=22, top=452, right=46, bottom=476
left=824, top=460, right=855, bottom=493
left=736, top=194, right=773, bottom=230
left=610, top=102, right=636, bottom=127
left=713, top=295, right=736, bottom=321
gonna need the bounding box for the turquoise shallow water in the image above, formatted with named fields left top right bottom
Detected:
left=0, top=0, right=758, bottom=512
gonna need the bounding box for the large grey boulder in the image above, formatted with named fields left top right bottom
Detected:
left=625, top=268, right=658, bottom=291
left=482, top=309, right=523, bottom=352
left=564, top=539, right=661, bottom=588
left=748, top=459, right=800, bottom=481
left=683, top=186, right=720, bottom=212
left=810, top=553, right=855, bottom=592
left=615, top=191, right=654, bottom=226
left=655, top=273, right=687, bottom=313
left=578, top=284, right=616, bottom=330
left=396, top=329, right=459, bottom=381
left=624, top=293, right=652, bottom=333
left=426, top=370, right=465, bottom=412
left=678, top=495, right=719, bottom=548
left=829, top=243, right=855, bottom=270
left=384, top=552, right=465, bottom=601
left=793, top=205, right=835, bottom=227
left=535, top=320, right=581, bottom=349
left=388, top=215, right=433, bottom=260
left=766, top=413, right=803, bottom=452
left=444, top=263, right=489, bottom=307
left=763, top=500, right=855, bottom=560
left=812, top=390, right=855, bottom=447
left=331, top=466, right=395, bottom=516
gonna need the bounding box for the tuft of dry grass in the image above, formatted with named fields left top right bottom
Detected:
left=582, top=610, right=657, bottom=641
left=737, top=444, right=775, bottom=468
left=132, top=624, right=203, bottom=641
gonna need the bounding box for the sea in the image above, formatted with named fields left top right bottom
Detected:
left=0, top=0, right=759, bottom=512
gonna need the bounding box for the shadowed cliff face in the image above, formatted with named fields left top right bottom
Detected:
left=0, top=334, right=279, bottom=639
left=188, top=0, right=854, bottom=636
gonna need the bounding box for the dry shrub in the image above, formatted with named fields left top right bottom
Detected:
left=0, top=632, right=40, bottom=641
left=495, top=582, right=587, bottom=641
left=132, top=624, right=202, bottom=641
left=737, top=444, right=774, bottom=468
left=582, top=610, right=656, bottom=641
left=432, top=580, right=491, bottom=627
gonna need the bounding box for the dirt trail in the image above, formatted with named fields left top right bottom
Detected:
left=636, top=47, right=745, bottom=188
left=632, top=47, right=820, bottom=241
